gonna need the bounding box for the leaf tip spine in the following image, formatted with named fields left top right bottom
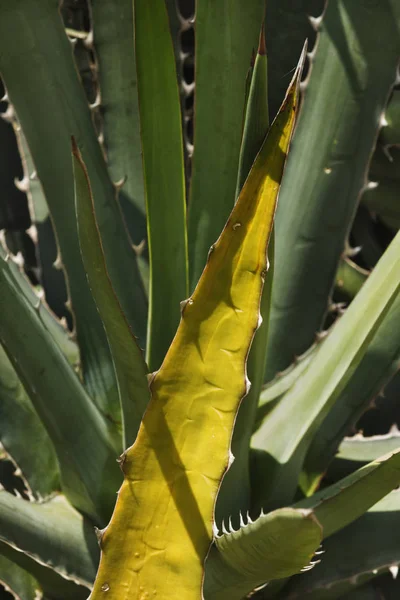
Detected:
left=94, top=527, right=107, bottom=548
left=308, top=15, right=323, bottom=32
left=116, top=451, right=127, bottom=473
left=212, top=522, right=219, bottom=538
left=257, top=22, right=266, bottom=56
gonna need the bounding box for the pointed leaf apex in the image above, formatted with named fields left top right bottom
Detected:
left=297, top=40, right=308, bottom=78
left=257, top=22, right=266, bottom=55
left=70, top=134, right=79, bottom=156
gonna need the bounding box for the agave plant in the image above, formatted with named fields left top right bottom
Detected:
left=0, top=0, right=399, bottom=599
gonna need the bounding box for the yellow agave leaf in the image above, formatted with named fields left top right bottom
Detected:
left=90, top=58, right=303, bottom=600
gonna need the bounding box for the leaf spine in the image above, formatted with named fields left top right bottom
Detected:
left=212, top=522, right=219, bottom=538
left=14, top=174, right=29, bottom=192
left=390, top=565, right=399, bottom=579
left=246, top=510, right=253, bottom=524
left=228, top=516, right=234, bottom=533
left=308, top=15, right=323, bottom=31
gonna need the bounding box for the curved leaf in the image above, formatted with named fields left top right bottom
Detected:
left=235, top=24, right=269, bottom=197
left=13, top=121, right=70, bottom=328
left=216, top=24, right=274, bottom=524
left=0, top=231, right=78, bottom=366
left=134, top=0, right=188, bottom=371
left=251, top=227, right=400, bottom=511
left=0, top=247, right=121, bottom=524
left=301, top=289, right=400, bottom=495
left=296, top=449, right=400, bottom=539
left=89, top=62, right=300, bottom=600
left=90, top=0, right=146, bottom=247
left=0, top=0, right=147, bottom=428
left=0, top=492, right=98, bottom=589
left=286, top=490, right=400, bottom=598
left=204, top=508, right=322, bottom=600
left=188, top=0, right=265, bottom=290
left=0, top=554, right=40, bottom=600
left=0, top=538, right=88, bottom=600
left=0, top=345, right=59, bottom=499
left=73, top=140, right=150, bottom=450
left=328, top=431, right=400, bottom=482
left=256, top=342, right=318, bottom=427
left=265, top=0, right=400, bottom=379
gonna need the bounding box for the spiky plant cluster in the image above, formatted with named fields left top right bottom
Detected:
left=0, top=1, right=399, bottom=599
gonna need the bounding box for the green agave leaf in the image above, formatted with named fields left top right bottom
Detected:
left=0, top=0, right=147, bottom=429
left=301, top=288, right=400, bottom=495
left=0, top=554, right=41, bottom=600
left=73, top=140, right=150, bottom=450
left=188, top=0, right=265, bottom=290
left=219, top=42, right=306, bottom=527
left=242, top=51, right=256, bottom=135
left=134, top=0, right=188, bottom=372
left=12, top=118, right=70, bottom=327
left=235, top=24, right=269, bottom=197
left=0, top=492, right=98, bottom=588
left=0, top=541, right=87, bottom=600
left=0, top=233, right=78, bottom=367
left=296, top=449, right=400, bottom=539
left=286, top=490, right=400, bottom=598
left=251, top=227, right=400, bottom=511
left=0, top=344, right=59, bottom=499
left=0, top=535, right=88, bottom=600
left=220, top=234, right=274, bottom=516
left=265, top=0, right=400, bottom=380
left=204, top=508, right=322, bottom=600
left=90, top=0, right=146, bottom=249
left=89, top=61, right=300, bottom=600
left=0, top=246, right=121, bottom=524
left=249, top=448, right=400, bottom=599
left=328, top=431, right=400, bottom=482
left=0, top=231, right=75, bottom=500
left=256, top=341, right=319, bottom=428
left=216, top=24, right=274, bottom=524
